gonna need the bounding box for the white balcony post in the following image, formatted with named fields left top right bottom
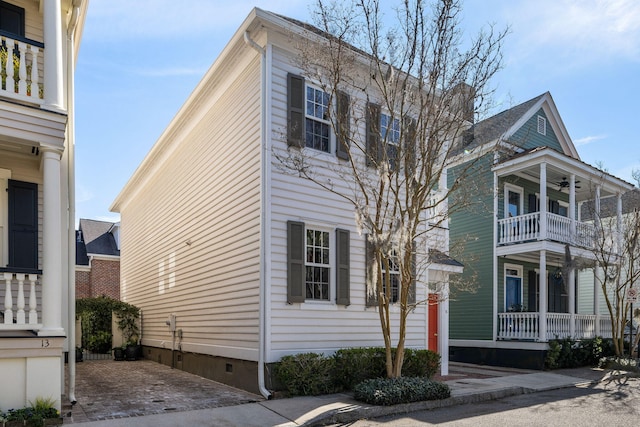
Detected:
left=493, top=171, right=499, bottom=341
left=16, top=273, right=25, bottom=324
left=594, top=264, right=601, bottom=336
left=568, top=268, right=575, bottom=337
left=40, top=146, right=64, bottom=336
left=539, top=163, right=547, bottom=240
left=43, top=0, right=64, bottom=111
left=3, top=272, right=12, bottom=324
left=569, top=174, right=576, bottom=242
left=28, top=274, right=38, bottom=324
left=539, top=250, right=547, bottom=341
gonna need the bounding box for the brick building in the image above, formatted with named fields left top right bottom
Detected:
left=75, top=219, right=120, bottom=300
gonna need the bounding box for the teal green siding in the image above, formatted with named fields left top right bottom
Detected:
left=449, top=153, right=495, bottom=340
left=509, top=109, right=563, bottom=153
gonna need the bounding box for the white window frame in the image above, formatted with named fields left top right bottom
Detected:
left=381, top=248, right=400, bottom=304
left=304, top=83, right=332, bottom=153
left=504, top=183, right=523, bottom=219
left=303, top=224, right=335, bottom=304
left=504, top=263, right=523, bottom=311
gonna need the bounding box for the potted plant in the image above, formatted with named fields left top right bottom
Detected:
left=114, top=302, right=141, bottom=361
left=113, top=345, right=125, bottom=361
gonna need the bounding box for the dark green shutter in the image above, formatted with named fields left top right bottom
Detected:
left=365, top=235, right=378, bottom=306
left=528, top=194, right=538, bottom=213
left=287, top=73, right=305, bottom=148
left=8, top=179, right=38, bottom=270
left=366, top=103, right=380, bottom=167
left=287, top=220, right=305, bottom=303
left=528, top=270, right=537, bottom=311
left=335, top=228, right=350, bottom=305
left=336, top=91, right=350, bottom=160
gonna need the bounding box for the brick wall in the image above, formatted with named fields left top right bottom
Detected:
left=75, top=258, right=120, bottom=300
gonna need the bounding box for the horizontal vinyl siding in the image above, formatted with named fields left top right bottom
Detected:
left=448, top=154, right=495, bottom=340
left=266, top=46, right=428, bottom=361
left=511, top=109, right=562, bottom=152
left=120, top=55, right=262, bottom=362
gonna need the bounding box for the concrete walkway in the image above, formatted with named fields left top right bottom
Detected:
left=64, top=361, right=631, bottom=426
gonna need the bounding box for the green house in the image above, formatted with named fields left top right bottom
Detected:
left=448, top=92, right=635, bottom=368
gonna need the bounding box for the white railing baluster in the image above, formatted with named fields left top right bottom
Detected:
left=6, top=41, right=15, bottom=93
left=16, top=273, right=25, bottom=324
left=17, top=41, right=26, bottom=96
left=30, top=45, right=39, bottom=99
left=28, top=274, right=38, bottom=324
left=4, top=272, right=13, bottom=324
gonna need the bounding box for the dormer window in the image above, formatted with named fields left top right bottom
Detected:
left=0, top=1, right=25, bottom=38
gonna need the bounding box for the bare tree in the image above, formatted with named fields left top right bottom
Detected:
left=584, top=189, right=640, bottom=357
left=277, top=0, right=506, bottom=377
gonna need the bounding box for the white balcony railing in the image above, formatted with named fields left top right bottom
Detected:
left=498, top=212, right=595, bottom=248
left=1, top=272, right=41, bottom=330
left=0, top=35, right=44, bottom=105
left=497, top=312, right=612, bottom=341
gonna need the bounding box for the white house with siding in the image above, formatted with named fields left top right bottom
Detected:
left=111, top=8, right=462, bottom=396
left=0, top=0, right=88, bottom=411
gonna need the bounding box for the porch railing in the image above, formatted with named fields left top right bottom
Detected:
left=1, top=272, right=41, bottom=330
left=497, top=312, right=612, bottom=341
left=497, top=212, right=595, bottom=248
left=0, top=34, right=44, bottom=105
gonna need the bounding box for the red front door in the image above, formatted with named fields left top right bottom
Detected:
left=428, top=294, right=439, bottom=352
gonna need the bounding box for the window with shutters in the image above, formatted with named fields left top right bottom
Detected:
left=305, top=85, right=331, bottom=152
left=381, top=249, right=400, bottom=303
left=305, top=228, right=330, bottom=300
left=287, top=220, right=350, bottom=306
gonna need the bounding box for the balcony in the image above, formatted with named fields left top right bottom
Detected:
left=1, top=271, right=42, bottom=330
left=0, top=34, right=44, bottom=106
left=497, top=312, right=612, bottom=341
left=498, top=212, right=595, bottom=248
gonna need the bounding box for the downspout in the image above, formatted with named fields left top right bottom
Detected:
left=243, top=31, right=271, bottom=399
left=66, top=1, right=81, bottom=406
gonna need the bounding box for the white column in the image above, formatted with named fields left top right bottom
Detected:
left=539, top=163, right=547, bottom=239
left=43, top=0, right=64, bottom=111
left=440, top=284, right=450, bottom=376
left=616, top=193, right=623, bottom=255
left=594, top=265, right=601, bottom=336
left=40, top=147, right=64, bottom=336
left=493, top=171, right=498, bottom=341
left=569, top=268, right=575, bottom=337
left=569, top=174, right=576, bottom=241
left=539, top=250, right=547, bottom=341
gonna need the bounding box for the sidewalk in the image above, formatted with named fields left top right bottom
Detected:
left=65, top=362, right=627, bottom=427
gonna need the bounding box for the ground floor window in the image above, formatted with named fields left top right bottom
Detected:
left=305, top=228, right=330, bottom=300
left=505, top=264, right=523, bottom=311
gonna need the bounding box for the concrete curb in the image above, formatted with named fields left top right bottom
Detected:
left=304, top=386, right=525, bottom=426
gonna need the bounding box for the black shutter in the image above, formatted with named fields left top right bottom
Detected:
left=527, top=270, right=537, bottom=311
left=404, top=117, right=417, bottom=177
left=366, top=103, right=380, bottom=167
left=287, top=73, right=305, bottom=148
left=528, top=194, right=538, bottom=213
left=8, top=179, right=38, bottom=270
left=365, top=235, right=378, bottom=306
left=335, top=228, right=350, bottom=305
left=336, top=91, right=350, bottom=160
left=287, top=220, right=305, bottom=303
left=549, top=200, right=560, bottom=215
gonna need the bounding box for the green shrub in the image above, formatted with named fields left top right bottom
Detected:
left=353, top=377, right=450, bottom=405
left=333, top=347, right=386, bottom=390
left=86, top=330, right=112, bottom=353
left=545, top=336, right=614, bottom=369
left=402, top=348, right=441, bottom=378
left=272, top=353, right=340, bottom=396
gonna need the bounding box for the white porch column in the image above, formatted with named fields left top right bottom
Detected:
left=493, top=170, right=498, bottom=341
left=43, top=0, right=64, bottom=111
left=569, top=268, right=575, bottom=337
left=616, top=193, right=623, bottom=254
left=539, top=163, right=547, bottom=239
left=569, top=174, right=576, bottom=241
left=439, top=286, right=450, bottom=376
left=539, top=250, right=547, bottom=341
left=40, top=147, right=64, bottom=336
left=594, top=265, right=601, bottom=335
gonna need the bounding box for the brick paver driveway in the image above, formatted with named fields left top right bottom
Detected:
left=66, top=359, right=262, bottom=423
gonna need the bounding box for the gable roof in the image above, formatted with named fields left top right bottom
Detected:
left=77, top=219, right=120, bottom=262
left=460, top=92, right=579, bottom=159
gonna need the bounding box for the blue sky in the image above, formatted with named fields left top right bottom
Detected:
left=75, top=0, right=640, bottom=224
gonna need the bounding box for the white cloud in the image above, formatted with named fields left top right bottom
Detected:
left=574, top=134, right=607, bottom=146
left=504, top=0, right=640, bottom=67
left=75, top=184, right=94, bottom=203
left=85, top=0, right=309, bottom=41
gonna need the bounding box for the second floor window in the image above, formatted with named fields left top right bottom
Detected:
left=382, top=250, right=400, bottom=303
left=306, top=229, right=330, bottom=300
left=381, top=113, right=400, bottom=164
left=306, top=85, right=331, bottom=152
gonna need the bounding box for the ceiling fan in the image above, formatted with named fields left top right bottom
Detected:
left=556, top=177, right=581, bottom=190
